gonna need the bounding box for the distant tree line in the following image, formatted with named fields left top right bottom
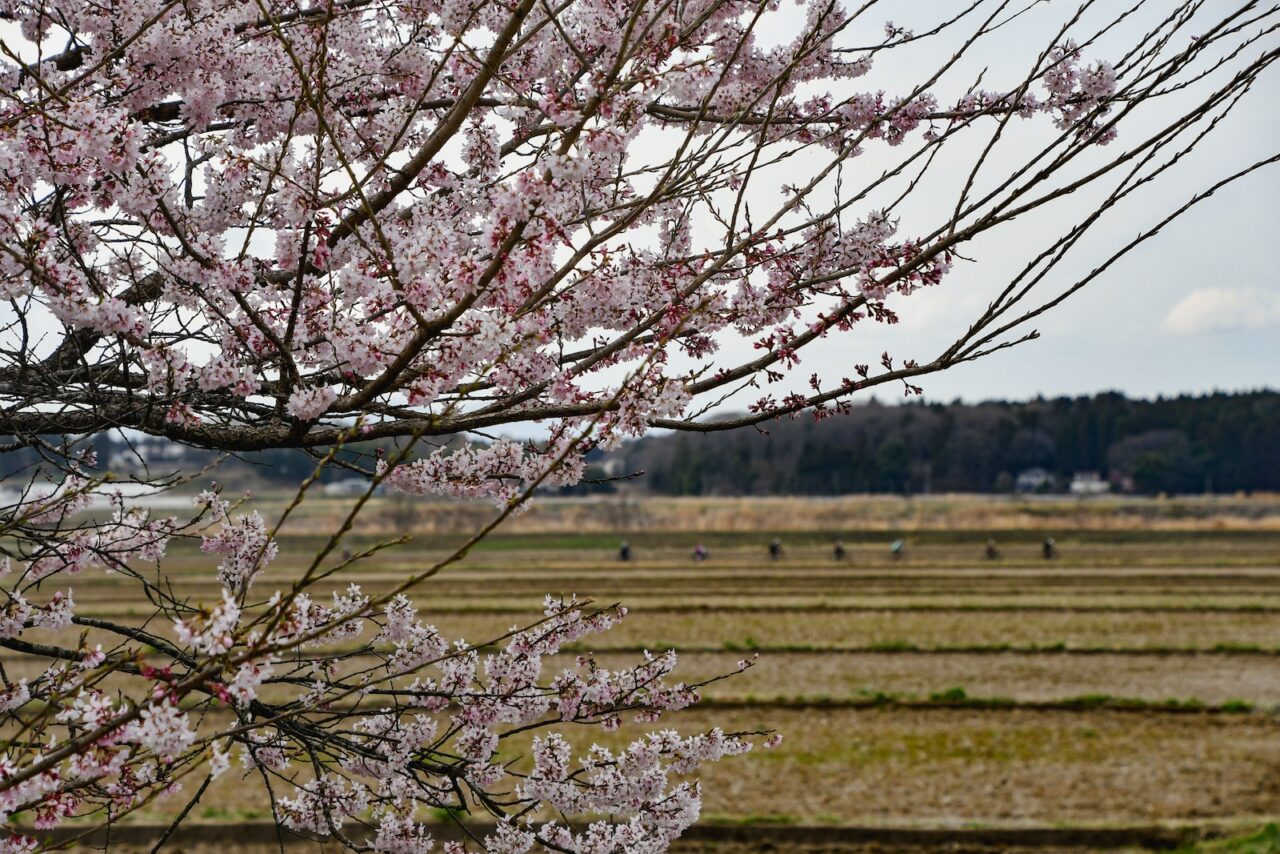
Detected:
left=0, top=433, right=447, bottom=490
left=4, top=392, right=1275, bottom=498
left=620, top=391, right=1280, bottom=496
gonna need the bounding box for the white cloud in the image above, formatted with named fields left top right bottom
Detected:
left=1162, top=286, right=1280, bottom=335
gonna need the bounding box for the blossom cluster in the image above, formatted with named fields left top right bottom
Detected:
left=0, top=480, right=766, bottom=851
left=0, top=0, right=1128, bottom=506
left=0, top=1, right=1214, bottom=850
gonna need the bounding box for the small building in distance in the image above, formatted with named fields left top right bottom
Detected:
left=1069, top=471, right=1111, bottom=496
left=1015, top=467, right=1054, bottom=493
left=323, top=478, right=370, bottom=497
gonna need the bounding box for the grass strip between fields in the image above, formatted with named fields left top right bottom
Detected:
left=10, top=641, right=1280, bottom=666
left=67, top=603, right=1280, bottom=617
left=696, top=691, right=1264, bottom=714
left=14, top=689, right=1266, bottom=718
left=86, top=691, right=1260, bottom=717
left=25, top=818, right=1275, bottom=850
left=588, top=642, right=1280, bottom=656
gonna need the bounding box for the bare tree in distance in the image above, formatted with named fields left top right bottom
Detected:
left=0, top=0, right=1275, bottom=850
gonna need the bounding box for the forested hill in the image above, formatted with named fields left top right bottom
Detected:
left=618, top=391, right=1280, bottom=496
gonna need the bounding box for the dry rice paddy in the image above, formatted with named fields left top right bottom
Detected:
left=15, top=499, right=1280, bottom=849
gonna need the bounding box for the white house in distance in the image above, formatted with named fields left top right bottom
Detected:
left=322, top=478, right=370, bottom=497
left=1069, top=471, right=1111, bottom=495
left=1015, top=468, right=1054, bottom=493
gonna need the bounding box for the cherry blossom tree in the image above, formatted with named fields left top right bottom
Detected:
left=0, top=0, right=1276, bottom=850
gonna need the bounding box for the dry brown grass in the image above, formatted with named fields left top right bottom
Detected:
left=246, top=493, right=1280, bottom=536
left=19, top=516, right=1280, bottom=838
left=542, top=608, right=1280, bottom=650
left=691, top=706, right=1280, bottom=822
left=71, top=705, right=1280, bottom=830
left=592, top=651, right=1280, bottom=705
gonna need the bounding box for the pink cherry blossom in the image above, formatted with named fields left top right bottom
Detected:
left=0, top=1, right=1269, bottom=850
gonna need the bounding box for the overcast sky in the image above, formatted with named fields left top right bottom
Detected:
left=697, top=0, right=1280, bottom=408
